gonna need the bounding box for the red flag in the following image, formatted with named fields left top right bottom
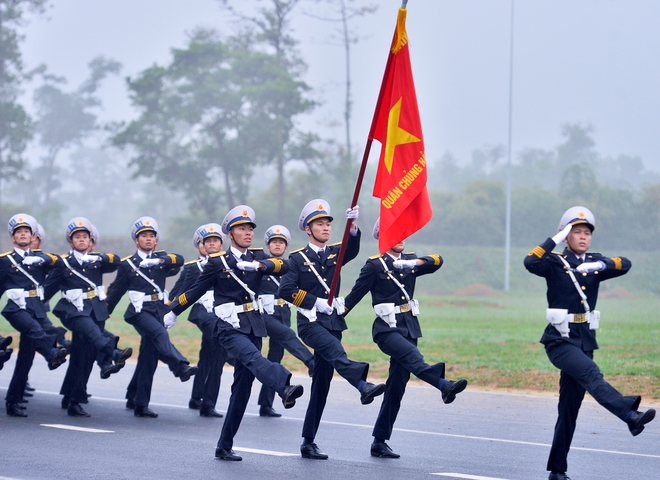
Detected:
left=370, top=8, right=432, bottom=254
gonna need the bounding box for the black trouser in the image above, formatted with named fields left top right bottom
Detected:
left=545, top=340, right=640, bottom=473
left=372, top=330, right=445, bottom=441
left=5, top=334, right=36, bottom=403
left=297, top=320, right=369, bottom=440
left=257, top=311, right=313, bottom=408
left=189, top=312, right=226, bottom=409
left=215, top=327, right=292, bottom=450
left=125, top=311, right=188, bottom=407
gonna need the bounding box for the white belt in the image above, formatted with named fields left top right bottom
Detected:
left=5, top=287, right=45, bottom=309
left=196, top=290, right=215, bottom=313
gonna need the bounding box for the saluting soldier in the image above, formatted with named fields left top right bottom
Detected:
left=44, top=217, right=133, bottom=417
left=1, top=214, right=68, bottom=417
left=344, top=218, right=468, bottom=459
left=166, top=206, right=304, bottom=461
left=524, top=206, right=655, bottom=480
left=279, top=199, right=385, bottom=460
left=106, top=216, right=197, bottom=418
left=256, top=225, right=315, bottom=418
left=169, top=223, right=227, bottom=418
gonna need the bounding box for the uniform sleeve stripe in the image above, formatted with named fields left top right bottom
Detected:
left=612, top=257, right=622, bottom=270
left=179, top=293, right=188, bottom=307
left=292, top=290, right=306, bottom=307
left=429, top=254, right=441, bottom=266
left=107, top=253, right=115, bottom=263
left=527, top=246, right=546, bottom=258
left=168, top=254, right=177, bottom=263
left=270, top=258, right=283, bottom=273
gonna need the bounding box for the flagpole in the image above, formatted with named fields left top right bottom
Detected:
left=504, top=0, right=514, bottom=292
left=327, top=6, right=404, bottom=305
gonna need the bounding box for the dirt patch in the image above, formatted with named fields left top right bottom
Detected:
left=453, top=283, right=503, bottom=297
left=600, top=286, right=640, bottom=299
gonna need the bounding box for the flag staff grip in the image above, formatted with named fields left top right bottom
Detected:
left=326, top=139, right=374, bottom=305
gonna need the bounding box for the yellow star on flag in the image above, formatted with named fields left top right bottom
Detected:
left=384, top=97, right=420, bottom=174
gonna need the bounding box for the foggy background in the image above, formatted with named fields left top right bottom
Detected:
left=2, top=0, right=659, bottom=292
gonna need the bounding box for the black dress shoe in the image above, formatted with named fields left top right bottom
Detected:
left=281, top=384, right=304, bottom=409
left=68, top=402, right=90, bottom=417
left=548, top=472, right=571, bottom=480
left=360, top=382, right=386, bottom=405
left=61, top=396, right=71, bottom=409
left=0, top=335, right=12, bottom=350
left=189, top=398, right=202, bottom=409
left=300, top=443, right=328, bottom=460
left=0, top=348, right=13, bottom=370
left=100, top=361, right=116, bottom=379
left=114, top=347, right=132, bottom=368
left=178, top=364, right=198, bottom=382
left=200, top=406, right=223, bottom=418
left=259, top=406, right=282, bottom=417
left=47, top=347, right=68, bottom=370
left=126, top=398, right=136, bottom=410
left=25, top=382, right=35, bottom=392
left=23, top=390, right=33, bottom=397
left=215, top=448, right=242, bottom=461
left=134, top=406, right=158, bottom=418
left=441, top=378, right=468, bottom=404
left=627, top=409, right=656, bottom=436
left=6, top=403, right=28, bottom=417
left=370, top=442, right=400, bottom=458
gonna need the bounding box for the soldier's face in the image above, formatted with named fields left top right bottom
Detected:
left=136, top=231, right=157, bottom=251
left=203, top=237, right=223, bottom=254
left=566, top=224, right=592, bottom=255
left=12, top=227, right=32, bottom=248
left=197, top=243, right=208, bottom=256
left=70, top=231, right=91, bottom=253
left=30, top=235, right=41, bottom=250
left=389, top=240, right=405, bottom=254
left=306, top=219, right=331, bottom=244
left=230, top=225, right=253, bottom=249
left=268, top=238, right=287, bottom=257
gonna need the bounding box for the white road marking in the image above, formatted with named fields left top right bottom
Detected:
left=233, top=446, right=298, bottom=457
left=18, top=388, right=660, bottom=460
left=431, top=474, right=511, bottom=480
left=41, top=424, right=114, bottom=433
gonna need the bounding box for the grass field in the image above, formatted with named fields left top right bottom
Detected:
left=2, top=291, right=658, bottom=400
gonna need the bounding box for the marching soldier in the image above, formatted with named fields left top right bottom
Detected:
left=169, top=223, right=227, bottom=418
left=344, top=218, right=468, bottom=458
left=1, top=214, right=68, bottom=417
left=106, top=216, right=197, bottom=418
left=166, top=206, right=304, bottom=461
left=524, top=206, right=655, bottom=480
left=279, top=199, right=385, bottom=460
left=256, top=225, right=314, bottom=418
left=44, top=217, right=133, bottom=417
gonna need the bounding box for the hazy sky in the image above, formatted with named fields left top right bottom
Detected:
left=19, top=0, right=660, bottom=172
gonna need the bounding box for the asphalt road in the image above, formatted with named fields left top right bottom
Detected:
left=0, top=356, right=658, bottom=480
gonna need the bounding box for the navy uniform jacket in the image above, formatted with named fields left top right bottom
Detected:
left=524, top=238, right=631, bottom=351
left=344, top=252, right=443, bottom=339
left=259, top=257, right=291, bottom=326
left=279, top=231, right=361, bottom=332
left=44, top=252, right=120, bottom=322
left=168, top=248, right=287, bottom=337
left=169, top=259, right=207, bottom=323
left=0, top=249, right=59, bottom=320
left=106, top=250, right=183, bottom=319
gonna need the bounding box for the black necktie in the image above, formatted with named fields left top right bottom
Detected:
left=240, top=253, right=247, bottom=261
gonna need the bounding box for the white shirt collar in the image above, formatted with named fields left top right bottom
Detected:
left=72, top=250, right=86, bottom=264
left=136, top=250, right=150, bottom=260
left=14, top=247, right=29, bottom=258
left=308, top=243, right=325, bottom=254
left=230, top=246, right=246, bottom=260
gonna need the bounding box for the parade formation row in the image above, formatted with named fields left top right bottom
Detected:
left=0, top=201, right=655, bottom=479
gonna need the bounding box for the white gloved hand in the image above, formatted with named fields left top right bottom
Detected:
left=575, top=261, right=605, bottom=274
left=393, top=259, right=416, bottom=270
left=163, top=311, right=177, bottom=329
left=139, top=258, right=160, bottom=268
left=552, top=223, right=573, bottom=245
left=314, top=298, right=334, bottom=315
left=236, top=260, right=260, bottom=271
left=22, top=256, right=44, bottom=266
left=345, top=205, right=359, bottom=222
left=81, top=254, right=101, bottom=263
